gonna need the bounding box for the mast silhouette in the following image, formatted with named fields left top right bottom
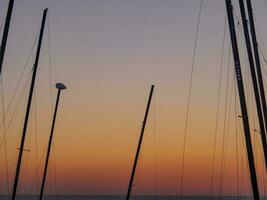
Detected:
left=238, top=0, right=267, bottom=170
left=225, top=0, right=259, bottom=199
left=0, top=0, right=15, bottom=74
left=126, top=85, right=154, bottom=200
left=11, top=8, right=47, bottom=200
left=246, top=0, right=267, bottom=163
left=39, top=83, right=67, bottom=200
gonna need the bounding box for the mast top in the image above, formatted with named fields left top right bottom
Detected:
left=56, top=83, right=67, bottom=90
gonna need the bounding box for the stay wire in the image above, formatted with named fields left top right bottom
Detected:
left=0, top=34, right=38, bottom=141
left=33, top=89, right=39, bottom=197
left=221, top=72, right=235, bottom=195
left=180, top=1, right=203, bottom=198
left=218, top=45, right=231, bottom=200
left=0, top=72, right=31, bottom=148
left=0, top=74, right=10, bottom=197
left=234, top=81, right=240, bottom=200
left=209, top=13, right=227, bottom=199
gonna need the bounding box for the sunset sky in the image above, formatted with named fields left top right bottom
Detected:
left=0, top=0, right=266, bottom=196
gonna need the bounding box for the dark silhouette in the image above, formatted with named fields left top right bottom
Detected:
left=126, top=85, right=154, bottom=200
left=39, top=83, right=67, bottom=200
left=225, top=0, right=259, bottom=199
left=238, top=0, right=267, bottom=170
left=0, top=0, right=15, bottom=74
left=11, top=8, right=48, bottom=200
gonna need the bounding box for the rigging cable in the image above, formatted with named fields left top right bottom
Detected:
left=218, top=45, right=231, bottom=200
left=0, top=74, right=10, bottom=197
left=0, top=72, right=32, bottom=148
left=220, top=69, right=235, bottom=197
left=234, top=81, right=240, bottom=200
left=0, top=19, right=5, bottom=33
left=33, top=89, right=39, bottom=197
left=0, top=32, right=38, bottom=148
left=209, top=13, right=226, bottom=199
left=0, top=1, right=12, bottom=196
left=0, top=34, right=38, bottom=142
left=180, top=0, right=203, bottom=198
left=238, top=117, right=253, bottom=198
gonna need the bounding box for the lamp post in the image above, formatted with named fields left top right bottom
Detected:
left=39, top=82, right=67, bottom=200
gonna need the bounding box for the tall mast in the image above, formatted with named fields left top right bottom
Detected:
left=11, top=8, right=47, bottom=200
left=126, top=85, right=154, bottom=200
left=246, top=0, right=267, bottom=149
left=39, top=83, right=67, bottom=200
left=0, top=0, right=15, bottom=74
left=238, top=0, right=267, bottom=170
left=225, top=0, right=259, bottom=199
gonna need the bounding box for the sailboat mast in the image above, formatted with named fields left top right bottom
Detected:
left=11, top=8, right=47, bottom=200
left=246, top=0, right=267, bottom=159
left=0, top=0, right=15, bottom=74
left=238, top=0, right=267, bottom=170
left=225, top=0, right=259, bottom=199
left=126, top=85, right=154, bottom=200
left=39, top=83, right=67, bottom=200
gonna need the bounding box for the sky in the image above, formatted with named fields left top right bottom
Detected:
left=0, top=0, right=267, bottom=196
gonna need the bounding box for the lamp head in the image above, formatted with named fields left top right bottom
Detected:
left=56, top=83, right=67, bottom=90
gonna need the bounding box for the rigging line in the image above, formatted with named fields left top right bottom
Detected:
left=0, top=0, right=8, bottom=33
left=105, top=128, right=143, bottom=195
left=0, top=34, right=38, bottom=135
left=180, top=0, right=203, bottom=198
left=0, top=72, right=32, bottom=148
left=256, top=138, right=267, bottom=195
left=0, top=75, right=10, bottom=197
left=238, top=115, right=253, bottom=197
left=253, top=136, right=263, bottom=193
left=209, top=12, right=227, bottom=199
left=236, top=117, right=244, bottom=195
left=221, top=72, right=235, bottom=195
left=258, top=47, right=267, bottom=69
left=27, top=139, right=51, bottom=195
left=0, top=19, right=5, bottom=33
left=33, top=89, right=39, bottom=197
left=234, top=81, right=240, bottom=200
left=251, top=0, right=267, bottom=59
left=47, top=11, right=53, bottom=114
left=152, top=89, right=157, bottom=199
left=20, top=109, right=34, bottom=191
left=218, top=44, right=231, bottom=200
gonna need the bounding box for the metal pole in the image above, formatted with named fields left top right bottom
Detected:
left=11, top=8, right=47, bottom=200
left=0, top=0, right=15, bottom=74
left=238, top=0, right=267, bottom=170
left=126, top=85, right=154, bottom=200
left=225, top=1, right=259, bottom=199
left=39, top=83, right=66, bottom=200
left=246, top=0, right=267, bottom=142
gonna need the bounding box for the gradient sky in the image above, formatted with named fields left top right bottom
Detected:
left=0, top=0, right=266, bottom=196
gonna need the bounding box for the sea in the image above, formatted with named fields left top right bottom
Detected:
left=0, top=196, right=265, bottom=200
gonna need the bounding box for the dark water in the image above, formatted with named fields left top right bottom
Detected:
left=0, top=196, right=265, bottom=200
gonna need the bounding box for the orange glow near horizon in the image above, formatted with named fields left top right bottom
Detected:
left=0, top=0, right=266, bottom=196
